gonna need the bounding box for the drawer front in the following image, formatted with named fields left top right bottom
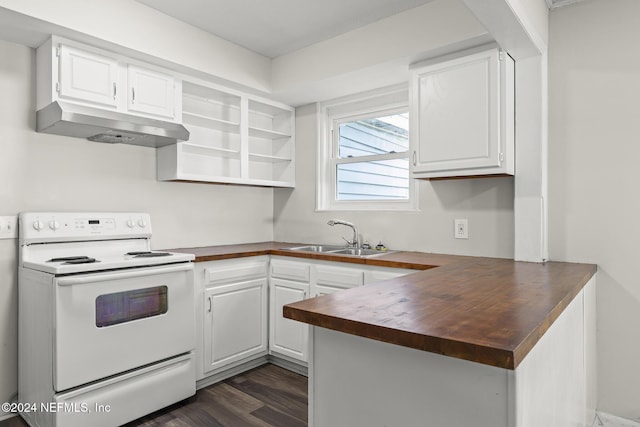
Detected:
left=363, top=268, right=415, bottom=285
left=316, top=265, right=363, bottom=289
left=204, top=258, right=268, bottom=286
left=270, top=259, right=310, bottom=282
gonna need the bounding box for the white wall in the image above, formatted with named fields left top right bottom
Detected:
left=272, top=0, right=491, bottom=105
left=0, top=0, right=272, bottom=92
left=0, top=40, right=275, bottom=417
left=273, top=103, right=515, bottom=258
left=548, top=0, right=640, bottom=420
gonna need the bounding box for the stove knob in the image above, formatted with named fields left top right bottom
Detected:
left=33, top=220, right=44, bottom=231
left=126, top=219, right=135, bottom=228
left=49, top=220, right=60, bottom=231
left=138, top=218, right=147, bottom=228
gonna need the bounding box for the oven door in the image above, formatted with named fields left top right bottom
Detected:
left=53, top=263, right=194, bottom=392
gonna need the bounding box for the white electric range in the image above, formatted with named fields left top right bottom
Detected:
left=18, top=212, right=196, bottom=427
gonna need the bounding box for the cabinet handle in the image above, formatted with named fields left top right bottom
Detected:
left=113, top=83, right=117, bottom=100
left=412, top=150, right=417, bottom=166
left=208, top=296, right=212, bottom=312
left=132, top=87, right=135, bottom=103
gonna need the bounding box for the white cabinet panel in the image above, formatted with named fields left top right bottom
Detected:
left=127, top=65, right=176, bottom=119
left=58, top=44, right=118, bottom=108
left=194, top=256, right=269, bottom=380
left=410, top=46, right=514, bottom=179
left=271, top=258, right=311, bottom=282
left=316, top=264, right=363, bottom=289
left=204, top=258, right=268, bottom=287
left=363, top=267, right=415, bottom=285
left=269, top=278, right=308, bottom=362
left=315, top=283, right=348, bottom=297
left=203, top=278, right=267, bottom=374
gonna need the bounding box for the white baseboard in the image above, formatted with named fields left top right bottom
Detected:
left=597, top=411, right=640, bottom=427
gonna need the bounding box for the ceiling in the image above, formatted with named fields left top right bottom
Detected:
left=134, top=0, right=435, bottom=58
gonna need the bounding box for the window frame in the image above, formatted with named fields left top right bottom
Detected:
left=317, top=85, right=418, bottom=212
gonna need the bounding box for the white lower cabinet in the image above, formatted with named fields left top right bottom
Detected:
left=203, top=278, right=267, bottom=373
left=314, top=263, right=363, bottom=296
left=269, top=258, right=310, bottom=362
left=268, top=258, right=416, bottom=364
left=195, top=257, right=268, bottom=380
left=196, top=255, right=418, bottom=381
left=363, top=266, right=416, bottom=285
left=269, top=278, right=309, bottom=361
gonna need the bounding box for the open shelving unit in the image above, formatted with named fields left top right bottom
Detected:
left=157, top=81, right=295, bottom=187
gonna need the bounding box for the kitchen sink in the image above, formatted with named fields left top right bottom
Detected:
left=286, top=245, right=346, bottom=253
left=331, top=248, right=390, bottom=257
left=285, top=245, right=393, bottom=257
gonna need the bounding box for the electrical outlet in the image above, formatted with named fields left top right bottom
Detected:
left=454, top=219, right=468, bottom=239
left=0, top=216, right=18, bottom=240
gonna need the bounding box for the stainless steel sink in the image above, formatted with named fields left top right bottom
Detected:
left=285, top=245, right=393, bottom=257
left=331, top=248, right=391, bottom=257
left=286, top=245, right=346, bottom=253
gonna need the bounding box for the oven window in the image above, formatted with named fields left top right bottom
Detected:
left=95, top=286, right=168, bottom=327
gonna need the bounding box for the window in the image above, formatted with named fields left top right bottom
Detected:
left=317, top=85, right=418, bottom=211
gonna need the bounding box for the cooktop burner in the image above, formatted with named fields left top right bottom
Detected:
left=48, top=256, right=91, bottom=262
left=126, top=251, right=172, bottom=258
left=64, top=257, right=98, bottom=265
left=46, top=256, right=99, bottom=265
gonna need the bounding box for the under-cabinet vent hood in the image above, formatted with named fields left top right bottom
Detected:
left=36, top=101, right=189, bottom=148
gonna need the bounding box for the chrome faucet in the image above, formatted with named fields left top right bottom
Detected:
left=327, top=219, right=359, bottom=248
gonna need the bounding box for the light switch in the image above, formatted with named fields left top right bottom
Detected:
left=0, top=216, right=18, bottom=239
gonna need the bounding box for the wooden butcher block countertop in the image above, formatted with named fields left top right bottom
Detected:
left=167, top=242, right=597, bottom=370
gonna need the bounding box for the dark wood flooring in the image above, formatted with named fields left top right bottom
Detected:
left=1, top=364, right=308, bottom=427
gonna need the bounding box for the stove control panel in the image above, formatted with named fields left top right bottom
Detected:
left=19, top=213, right=153, bottom=244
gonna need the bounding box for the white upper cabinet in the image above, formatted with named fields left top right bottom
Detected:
left=58, top=45, right=119, bottom=108
left=127, top=65, right=176, bottom=119
left=37, top=36, right=181, bottom=123
left=410, top=46, right=514, bottom=179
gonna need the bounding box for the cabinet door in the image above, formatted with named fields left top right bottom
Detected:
left=411, top=48, right=509, bottom=177
left=363, top=267, right=415, bottom=285
left=316, top=264, right=363, bottom=289
left=58, top=44, right=118, bottom=108
left=269, top=278, right=308, bottom=362
left=271, top=258, right=310, bottom=282
left=127, top=65, right=175, bottom=119
left=203, top=278, right=267, bottom=374
left=315, top=283, right=348, bottom=297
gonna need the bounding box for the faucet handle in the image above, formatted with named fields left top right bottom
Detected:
left=341, top=236, right=357, bottom=247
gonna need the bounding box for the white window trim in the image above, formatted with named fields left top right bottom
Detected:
left=316, top=84, right=419, bottom=212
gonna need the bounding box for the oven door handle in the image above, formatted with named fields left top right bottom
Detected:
left=56, top=263, right=193, bottom=286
